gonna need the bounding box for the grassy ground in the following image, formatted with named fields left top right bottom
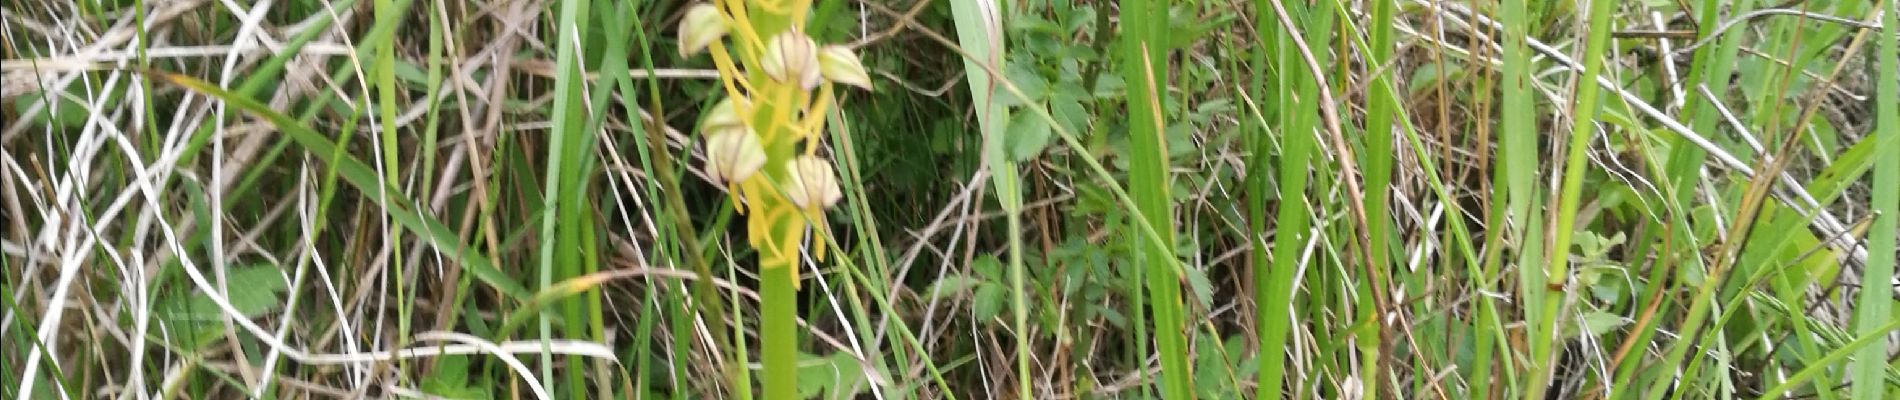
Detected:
left=3, top=0, right=1897, bottom=398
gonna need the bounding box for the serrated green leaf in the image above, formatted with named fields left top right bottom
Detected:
left=1183, top=266, right=1213, bottom=310
left=974, top=283, right=1007, bottom=321
left=156, top=265, right=287, bottom=322
left=1050, top=93, right=1088, bottom=134
left=974, top=255, right=1002, bottom=280
left=797, top=352, right=869, bottom=400
left=997, top=63, right=1048, bottom=108
left=1576, top=311, right=1627, bottom=338
left=924, top=276, right=982, bottom=304
left=154, top=265, right=290, bottom=350
left=421, top=355, right=490, bottom=399
left=1005, top=111, right=1055, bottom=161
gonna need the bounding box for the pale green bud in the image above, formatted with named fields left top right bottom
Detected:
left=703, top=126, right=766, bottom=186
left=678, top=4, right=728, bottom=57
left=700, top=96, right=748, bottom=131
left=783, top=156, right=843, bottom=209
left=761, top=30, right=823, bottom=89
left=818, top=45, right=872, bottom=90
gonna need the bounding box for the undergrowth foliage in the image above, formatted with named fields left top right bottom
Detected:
left=2, top=0, right=1897, bottom=399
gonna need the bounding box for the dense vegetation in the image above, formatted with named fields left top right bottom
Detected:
left=3, top=0, right=1897, bottom=398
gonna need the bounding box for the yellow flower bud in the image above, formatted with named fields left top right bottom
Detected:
left=703, top=126, right=766, bottom=186
left=818, top=45, right=872, bottom=90
left=678, top=4, right=728, bottom=57
left=761, top=30, right=823, bottom=89
left=783, top=156, right=843, bottom=209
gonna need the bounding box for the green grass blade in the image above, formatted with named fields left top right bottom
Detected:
left=1539, top=0, right=1614, bottom=394
left=539, top=0, right=594, bottom=392
left=1496, top=0, right=1554, bottom=396
left=1765, top=320, right=1900, bottom=400
left=946, top=1, right=1030, bottom=397
left=368, top=0, right=419, bottom=379
left=1250, top=1, right=1331, bottom=396
left=1361, top=1, right=1398, bottom=395
left=1849, top=1, right=1899, bottom=397
left=1640, top=0, right=1761, bottom=396
left=1118, top=0, right=1190, bottom=397
left=614, top=0, right=740, bottom=393
left=1250, top=0, right=1310, bottom=397
left=145, top=70, right=531, bottom=300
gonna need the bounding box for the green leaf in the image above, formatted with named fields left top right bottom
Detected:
left=1188, top=99, right=1234, bottom=124
left=923, top=276, right=982, bottom=303
left=1009, top=14, right=1064, bottom=35
left=1050, top=92, right=1088, bottom=134
left=796, top=352, right=870, bottom=400
left=156, top=265, right=288, bottom=322
left=155, top=265, right=291, bottom=350
left=1005, top=111, right=1055, bottom=161
left=1163, top=7, right=1232, bottom=50
left=1574, top=311, right=1628, bottom=338
left=1165, top=124, right=1195, bottom=158
left=1806, top=131, right=1897, bottom=205
left=12, top=92, right=90, bottom=130
left=974, top=283, right=1007, bottom=321
left=1182, top=266, right=1213, bottom=311
left=997, top=62, right=1048, bottom=108
left=421, top=355, right=491, bottom=399
left=1194, top=333, right=1239, bottom=398
left=1096, top=304, right=1128, bottom=328
left=1091, top=75, right=1126, bottom=97
left=1407, top=63, right=1445, bottom=94
left=973, top=255, right=1002, bottom=280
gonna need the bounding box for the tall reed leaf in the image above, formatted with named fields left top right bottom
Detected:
left=1539, top=0, right=1614, bottom=394
left=539, top=0, right=594, bottom=393
left=1118, top=0, right=1190, bottom=397
left=1362, top=0, right=1399, bottom=394
left=1849, top=1, right=1899, bottom=398
left=1251, top=0, right=1311, bottom=397
left=946, top=0, right=1029, bottom=397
